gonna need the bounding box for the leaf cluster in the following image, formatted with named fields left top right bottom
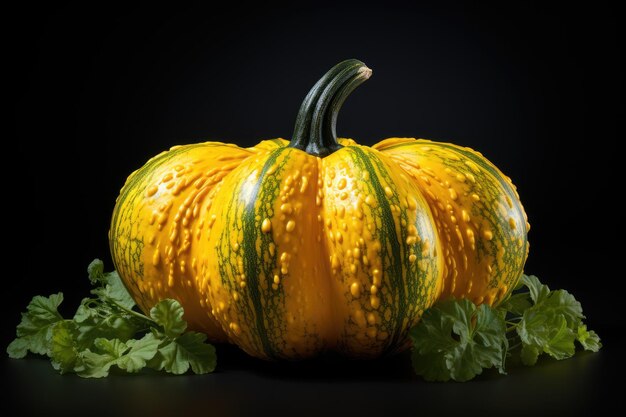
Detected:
left=7, top=259, right=216, bottom=378
left=410, top=274, right=601, bottom=382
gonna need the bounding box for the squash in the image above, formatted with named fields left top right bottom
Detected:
left=109, top=59, right=529, bottom=359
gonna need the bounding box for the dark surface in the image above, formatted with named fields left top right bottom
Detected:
left=5, top=2, right=622, bottom=416
left=3, top=337, right=618, bottom=417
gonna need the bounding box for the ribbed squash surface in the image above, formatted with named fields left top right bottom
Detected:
left=109, top=60, right=529, bottom=359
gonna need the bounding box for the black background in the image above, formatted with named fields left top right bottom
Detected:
left=4, top=1, right=623, bottom=416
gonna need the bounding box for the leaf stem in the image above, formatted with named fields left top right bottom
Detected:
left=506, top=316, right=523, bottom=324
left=506, top=324, right=519, bottom=332
left=107, top=298, right=153, bottom=324
left=508, top=342, right=522, bottom=351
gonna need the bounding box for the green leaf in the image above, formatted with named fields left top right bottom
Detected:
left=91, top=270, right=136, bottom=310
left=515, top=276, right=589, bottom=365
left=79, top=338, right=128, bottom=378
left=104, top=271, right=136, bottom=310
left=410, top=299, right=507, bottom=382
left=149, top=332, right=216, bottom=375
left=150, top=299, right=187, bottom=338
left=96, top=337, right=130, bottom=356
left=543, top=315, right=576, bottom=359
left=499, top=292, right=532, bottom=316
left=518, top=308, right=553, bottom=347
left=518, top=310, right=576, bottom=361
left=7, top=293, right=64, bottom=357
left=88, top=259, right=135, bottom=310
left=75, top=312, right=138, bottom=350
left=116, top=333, right=160, bottom=373
left=87, top=259, right=107, bottom=285
left=73, top=294, right=141, bottom=350
left=79, top=334, right=161, bottom=377
left=22, top=293, right=64, bottom=323
left=577, top=324, right=602, bottom=352
left=6, top=338, right=29, bottom=359
left=175, top=332, right=216, bottom=374
left=7, top=259, right=217, bottom=378
left=49, top=321, right=82, bottom=373
left=540, top=289, right=584, bottom=326
left=409, top=310, right=456, bottom=382
left=521, top=275, right=550, bottom=305
left=73, top=302, right=95, bottom=323
left=520, top=344, right=539, bottom=366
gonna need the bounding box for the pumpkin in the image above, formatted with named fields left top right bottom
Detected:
left=109, top=59, right=529, bottom=360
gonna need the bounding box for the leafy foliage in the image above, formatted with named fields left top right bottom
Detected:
left=410, top=274, right=601, bottom=381
left=7, top=259, right=216, bottom=378
left=410, top=299, right=507, bottom=382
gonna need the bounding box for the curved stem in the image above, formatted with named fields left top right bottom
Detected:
left=508, top=342, right=522, bottom=351
left=289, top=59, right=371, bottom=157
left=109, top=298, right=153, bottom=323
left=506, top=325, right=518, bottom=333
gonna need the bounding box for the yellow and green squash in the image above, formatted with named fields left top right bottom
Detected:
left=109, top=59, right=529, bottom=360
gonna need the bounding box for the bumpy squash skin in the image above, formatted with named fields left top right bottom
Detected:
left=109, top=142, right=260, bottom=341
left=199, top=139, right=441, bottom=359
left=202, top=142, right=334, bottom=359
left=110, top=136, right=528, bottom=359
left=374, top=138, right=529, bottom=306
left=109, top=60, right=529, bottom=360
left=322, top=141, right=441, bottom=358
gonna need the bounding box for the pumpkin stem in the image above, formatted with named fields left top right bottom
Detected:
left=289, top=59, right=372, bottom=157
